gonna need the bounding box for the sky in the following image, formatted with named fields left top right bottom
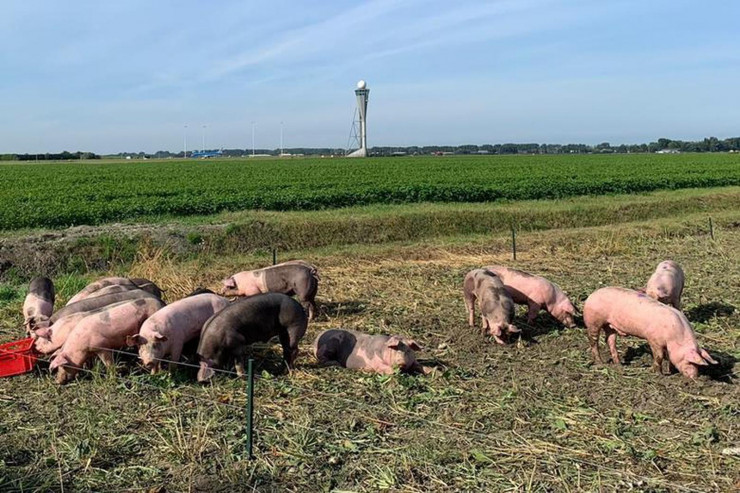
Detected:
left=1, top=0, right=739, bottom=154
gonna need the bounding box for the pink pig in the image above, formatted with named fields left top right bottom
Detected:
left=645, top=260, right=684, bottom=309
left=66, top=277, right=162, bottom=305
left=221, top=260, right=319, bottom=320
left=484, top=265, right=577, bottom=328
left=34, top=301, right=130, bottom=355
left=66, top=277, right=134, bottom=305
left=49, top=298, right=164, bottom=384
left=463, top=269, right=519, bottom=344
left=23, top=277, right=55, bottom=335
left=583, top=287, right=717, bottom=379
left=127, top=293, right=229, bottom=373
left=313, top=329, right=423, bottom=375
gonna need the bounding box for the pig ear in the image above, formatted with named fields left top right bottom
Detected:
left=35, top=327, right=52, bottom=340
left=126, top=334, right=147, bottom=347
left=386, top=336, right=402, bottom=350
left=222, top=277, right=237, bottom=289
left=686, top=350, right=709, bottom=366
left=154, top=333, right=168, bottom=342
left=403, top=338, right=422, bottom=351
left=700, top=348, right=718, bottom=365
left=49, top=353, right=70, bottom=372
left=507, top=324, right=521, bottom=333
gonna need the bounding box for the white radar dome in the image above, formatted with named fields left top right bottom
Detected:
left=357, top=80, right=367, bottom=89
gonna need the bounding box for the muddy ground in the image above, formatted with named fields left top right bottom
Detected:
left=0, top=213, right=738, bottom=492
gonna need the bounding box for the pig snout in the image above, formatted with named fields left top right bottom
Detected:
left=486, top=321, right=516, bottom=345
left=562, top=314, right=577, bottom=328
left=140, top=357, right=160, bottom=374
left=221, top=277, right=238, bottom=296
left=675, top=348, right=719, bottom=379
left=56, top=367, right=76, bottom=385
left=197, top=361, right=216, bottom=383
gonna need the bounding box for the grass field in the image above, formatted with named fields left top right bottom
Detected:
left=1, top=153, right=739, bottom=230
left=0, top=188, right=738, bottom=491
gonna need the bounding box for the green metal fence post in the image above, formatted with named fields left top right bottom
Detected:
left=246, top=358, right=254, bottom=460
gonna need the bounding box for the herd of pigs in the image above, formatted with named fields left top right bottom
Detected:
left=17, top=258, right=717, bottom=385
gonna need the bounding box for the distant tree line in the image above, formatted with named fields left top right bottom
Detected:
left=109, top=136, right=740, bottom=159
left=3, top=136, right=739, bottom=161
left=0, top=151, right=99, bottom=161
left=370, top=136, right=740, bottom=156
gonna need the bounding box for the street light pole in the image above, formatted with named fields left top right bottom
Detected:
left=251, top=121, right=256, bottom=157
left=184, top=124, right=188, bottom=158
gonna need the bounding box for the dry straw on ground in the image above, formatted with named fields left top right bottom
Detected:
left=0, top=213, right=738, bottom=492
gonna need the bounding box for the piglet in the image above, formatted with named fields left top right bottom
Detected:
left=127, top=293, right=229, bottom=373
left=583, top=287, right=717, bottom=379
left=49, top=298, right=165, bottom=384
left=23, top=277, right=55, bottom=335
left=197, top=293, right=307, bottom=382
left=221, top=261, right=319, bottom=320
left=129, top=278, right=164, bottom=300
left=645, top=260, right=684, bottom=309
left=484, top=265, right=577, bottom=328
left=463, top=269, right=518, bottom=344
left=66, top=277, right=162, bottom=305
left=52, top=288, right=160, bottom=324
left=313, top=329, right=423, bottom=375
left=34, top=301, right=128, bottom=355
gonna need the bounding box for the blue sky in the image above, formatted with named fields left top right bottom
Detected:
left=1, top=0, right=739, bottom=154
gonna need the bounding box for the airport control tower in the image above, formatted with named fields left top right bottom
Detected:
left=347, top=80, right=369, bottom=157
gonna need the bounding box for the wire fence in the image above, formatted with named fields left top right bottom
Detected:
left=1, top=340, right=731, bottom=493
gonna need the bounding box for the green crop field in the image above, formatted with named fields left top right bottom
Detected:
left=1, top=153, right=739, bottom=230
left=0, top=153, right=738, bottom=491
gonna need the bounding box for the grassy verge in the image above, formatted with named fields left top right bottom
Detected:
left=1, top=187, right=738, bottom=281
left=0, top=207, right=738, bottom=491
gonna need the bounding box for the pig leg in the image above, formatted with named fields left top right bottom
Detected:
left=299, top=276, right=319, bottom=321
left=97, top=350, right=116, bottom=370
left=463, top=290, right=476, bottom=327
left=233, top=347, right=247, bottom=377
left=649, top=342, right=665, bottom=374
left=604, top=327, right=621, bottom=365
left=168, top=345, right=183, bottom=373
left=279, top=331, right=297, bottom=369
left=664, top=348, right=677, bottom=374
left=480, top=315, right=489, bottom=336
left=526, top=302, right=540, bottom=325
left=300, top=300, right=315, bottom=321
left=587, top=325, right=604, bottom=364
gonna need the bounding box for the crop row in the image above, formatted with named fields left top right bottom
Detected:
left=0, top=154, right=738, bottom=230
